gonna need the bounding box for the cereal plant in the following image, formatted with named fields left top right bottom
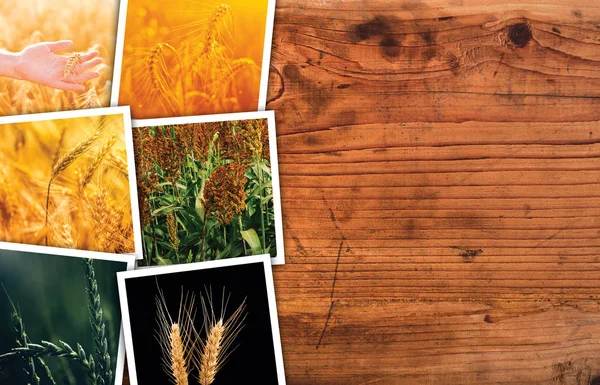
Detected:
left=155, top=284, right=246, bottom=385
left=0, top=115, right=135, bottom=253
left=0, top=0, right=116, bottom=115
left=0, top=259, right=114, bottom=385
left=118, top=0, right=268, bottom=119
left=134, top=119, right=275, bottom=265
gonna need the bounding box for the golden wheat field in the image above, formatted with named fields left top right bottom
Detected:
left=118, top=0, right=269, bottom=119
left=0, top=0, right=117, bottom=116
left=0, top=113, right=135, bottom=253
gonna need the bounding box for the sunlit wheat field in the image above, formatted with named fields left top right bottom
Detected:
left=0, top=0, right=118, bottom=115
left=117, top=0, right=270, bottom=119
left=0, top=113, right=135, bottom=253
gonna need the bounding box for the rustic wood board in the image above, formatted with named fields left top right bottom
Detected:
left=124, top=0, right=600, bottom=384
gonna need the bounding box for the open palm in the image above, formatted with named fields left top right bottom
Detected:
left=15, top=40, right=102, bottom=92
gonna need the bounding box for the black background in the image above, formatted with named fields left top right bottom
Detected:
left=124, top=262, right=280, bottom=385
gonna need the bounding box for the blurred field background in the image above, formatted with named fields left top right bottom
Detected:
left=0, top=114, right=135, bottom=253
left=118, top=0, right=269, bottom=119
left=0, top=250, right=126, bottom=385
left=0, top=0, right=118, bottom=115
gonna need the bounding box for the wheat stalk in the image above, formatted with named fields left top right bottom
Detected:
left=146, top=43, right=183, bottom=113
left=79, top=135, right=117, bottom=194
left=89, top=187, right=110, bottom=251
left=76, top=87, right=103, bottom=109
left=147, top=44, right=171, bottom=96
left=0, top=340, right=101, bottom=385
left=3, top=285, right=50, bottom=385
left=63, top=53, right=82, bottom=79
left=155, top=284, right=197, bottom=385
left=83, top=259, right=112, bottom=385
left=46, top=117, right=108, bottom=245
left=52, top=120, right=107, bottom=178
left=107, top=152, right=128, bottom=177
left=200, top=4, right=231, bottom=59
left=194, top=287, right=246, bottom=385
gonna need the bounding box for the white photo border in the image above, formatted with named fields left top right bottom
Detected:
left=131, top=110, right=285, bottom=265
left=0, top=240, right=136, bottom=385
left=0, top=106, right=144, bottom=260
left=110, top=0, right=277, bottom=113
left=117, top=254, right=287, bottom=385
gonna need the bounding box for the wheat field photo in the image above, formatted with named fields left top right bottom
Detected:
left=0, top=0, right=117, bottom=116
left=115, top=0, right=272, bottom=119
left=0, top=247, right=131, bottom=385
left=0, top=109, right=137, bottom=254
left=133, top=113, right=282, bottom=266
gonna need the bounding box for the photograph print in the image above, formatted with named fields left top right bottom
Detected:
left=0, top=107, right=142, bottom=258
left=132, top=111, right=284, bottom=266
left=0, top=242, right=134, bottom=385
left=112, top=0, right=276, bottom=119
left=0, top=0, right=119, bottom=116
left=118, top=255, right=286, bottom=385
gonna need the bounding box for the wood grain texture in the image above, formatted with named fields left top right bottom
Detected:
left=124, top=1, right=600, bottom=384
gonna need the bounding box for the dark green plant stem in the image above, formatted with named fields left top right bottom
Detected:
left=83, top=259, right=112, bottom=385
left=256, top=161, right=266, bottom=251
left=4, top=285, right=39, bottom=385
left=200, top=213, right=208, bottom=261
left=150, top=216, right=159, bottom=264
left=0, top=341, right=101, bottom=385
left=238, top=215, right=247, bottom=255
left=4, top=285, right=57, bottom=385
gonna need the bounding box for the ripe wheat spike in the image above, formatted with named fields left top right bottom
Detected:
left=155, top=284, right=197, bottom=385
left=63, top=53, right=82, bottom=79
left=194, top=287, right=246, bottom=385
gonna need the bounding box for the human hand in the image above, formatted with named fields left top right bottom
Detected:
left=14, top=40, right=102, bottom=92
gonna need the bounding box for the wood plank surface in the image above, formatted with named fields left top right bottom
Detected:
left=125, top=0, right=600, bottom=384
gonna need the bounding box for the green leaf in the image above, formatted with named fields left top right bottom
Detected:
left=216, top=242, right=244, bottom=260
left=151, top=205, right=179, bottom=216
left=241, top=229, right=263, bottom=255
left=153, top=257, right=173, bottom=265
left=261, top=194, right=273, bottom=205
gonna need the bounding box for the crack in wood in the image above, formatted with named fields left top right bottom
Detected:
left=316, top=237, right=345, bottom=349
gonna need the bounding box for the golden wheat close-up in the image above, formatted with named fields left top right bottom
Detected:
left=155, top=284, right=246, bottom=385
left=0, top=0, right=117, bottom=116
left=118, top=0, right=269, bottom=119
left=0, top=113, right=135, bottom=253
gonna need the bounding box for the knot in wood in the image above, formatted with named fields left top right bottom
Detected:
left=508, top=23, right=532, bottom=47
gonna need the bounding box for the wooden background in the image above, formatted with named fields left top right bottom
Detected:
left=126, top=0, right=600, bottom=383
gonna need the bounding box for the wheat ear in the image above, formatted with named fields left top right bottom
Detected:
left=52, top=120, right=107, bottom=178
left=201, top=4, right=231, bottom=58
left=46, top=117, right=107, bottom=245
left=79, top=135, right=117, bottom=194
left=147, top=44, right=171, bottom=95
left=146, top=43, right=183, bottom=113
left=76, top=87, right=103, bottom=109
left=195, top=287, right=246, bottom=385
left=63, top=53, right=82, bottom=79
left=155, top=284, right=197, bottom=385
left=0, top=341, right=101, bottom=385
left=4, top=285, right=43, bottom=385
left=107, top=152, right=129, bottom=178
left=83, top=259, right=112, bottom=385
